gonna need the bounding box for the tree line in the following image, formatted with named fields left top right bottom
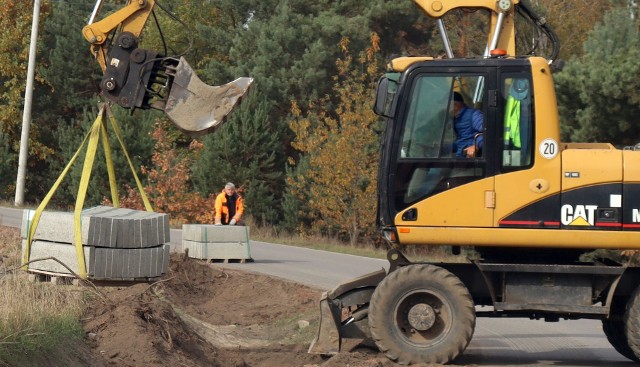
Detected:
left=0, top=0, right=638, bottom=245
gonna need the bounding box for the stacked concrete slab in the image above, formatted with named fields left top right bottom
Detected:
left=21, top=206, right=170, bottom=280
left=182, top=224, right=251, bottom=262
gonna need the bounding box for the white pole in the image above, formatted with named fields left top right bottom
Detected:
left=15, top=0, right=41, bottom=206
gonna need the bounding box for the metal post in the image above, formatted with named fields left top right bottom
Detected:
left=15, top=0, right=41, bottom=206
left=488, top=12, right=506, bottom=53
left=88, top=0, right=105, bottom=25
left=437, top=19, right=454, bottom=59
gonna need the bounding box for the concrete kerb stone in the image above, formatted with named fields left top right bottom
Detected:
left=22, top=239, right=172, bottom=279
left=22, top=239, right=93, bottom=275
left=182, top=224, right=250, bottom=243
left=22, top=209, right=91, bottom=245
left=183, top=240, right=252, bottom=261
left=22, top=206, right=170, bottom=249
left=181, top=224, right=251, bottom=261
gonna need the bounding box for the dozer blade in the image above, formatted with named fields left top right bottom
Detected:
left=309, top=292, right=343, bottom=354
left=309, top=268, right=387, bottom=354
left=165, top=56, right=253, bottom=136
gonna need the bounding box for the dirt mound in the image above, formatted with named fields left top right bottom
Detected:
left=162, top=253, right=319, bottom=326
left=83, top=254, right=324, bottom=367
left=83, top=282, right=227, bottom=366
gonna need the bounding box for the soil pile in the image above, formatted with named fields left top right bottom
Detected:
left=1, top=225, right=449, bottom=366
left=83, top=254, right=322, bottom=367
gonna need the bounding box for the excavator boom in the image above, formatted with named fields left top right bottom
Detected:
left=82, top=0, right=252, bottom=135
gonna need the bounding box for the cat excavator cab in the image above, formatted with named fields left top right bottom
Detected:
left=311, top=0, right=640, bottom=364
left=82, top=0, right=252, bottom=136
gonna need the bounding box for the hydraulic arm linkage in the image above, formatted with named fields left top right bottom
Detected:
left=83, top=0, right=253, bottom=136
left=415, top=0, right=559, bottom=63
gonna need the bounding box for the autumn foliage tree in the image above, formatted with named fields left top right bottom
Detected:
left=287, top=35, right=382, bottom=246
left=116, top=122, right=214, bottom=225
left=0, top=0, right=53, bottom=198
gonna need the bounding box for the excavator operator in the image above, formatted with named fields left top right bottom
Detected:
left=452, top=91, right=484, bottom=158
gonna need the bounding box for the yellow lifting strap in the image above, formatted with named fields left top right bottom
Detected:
left=22, top=105, right=153, bottom=279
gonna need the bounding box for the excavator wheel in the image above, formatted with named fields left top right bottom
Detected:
left=368, top=264, right=475, bottom=365
left=602, top=297, right=638, bottom=362
left=624, top=287, right=640, bottom=361
left=603, top=318, right=638, bottom=361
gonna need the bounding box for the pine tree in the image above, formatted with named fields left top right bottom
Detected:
left=555, top=6, right=640, bottom=146
left=191, top=95, right=284, bottom=226
left=0, top=131, right=16, bottom=198
left=47, top=106, right=156, bottom=207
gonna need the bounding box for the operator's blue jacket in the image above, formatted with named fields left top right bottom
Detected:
left=453, top=106, right=484, bottom=157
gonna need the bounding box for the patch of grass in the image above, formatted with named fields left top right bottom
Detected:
left=254, top=231, right=389, bottom=259
left=0, top=200, right=22, bottom=209
left=248, top=219, right=466, bottom=263
left=0, top=273, right=85, bottom=366
left=267, top=310, right=319, bottom=345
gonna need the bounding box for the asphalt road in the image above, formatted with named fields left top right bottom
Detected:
left=0, top=206, right=633, bottom=366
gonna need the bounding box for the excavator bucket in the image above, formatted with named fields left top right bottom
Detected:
left=164, top=57, right=253, bottom=136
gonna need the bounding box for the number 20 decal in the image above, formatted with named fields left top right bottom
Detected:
left=539, top=138, right=558, bottom=160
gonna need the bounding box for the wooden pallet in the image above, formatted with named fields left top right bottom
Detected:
left=208, top=258, right=254, bottom=264
left=27, top=270, right=81, bottom=286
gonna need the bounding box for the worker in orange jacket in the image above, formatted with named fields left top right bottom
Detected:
left=214, top=182, right=244, bottom=225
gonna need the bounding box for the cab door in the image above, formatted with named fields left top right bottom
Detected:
left=389, top=64, right=499, bottom=228
left=494, top=66, right=563, bottom=229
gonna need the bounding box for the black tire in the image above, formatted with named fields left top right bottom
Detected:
left=603, top=317, right=638, bottom=361
left=625, top=287, right=640, bottom=361
left=368, top=264, right=475, bottom=365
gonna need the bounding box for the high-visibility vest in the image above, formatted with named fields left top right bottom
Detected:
left=504, top=96, right=521, bottom=148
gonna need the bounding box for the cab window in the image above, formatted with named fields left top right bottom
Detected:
left=502, top=76, right=534, bottom=169
left=395, top=74, right=486, bottom=207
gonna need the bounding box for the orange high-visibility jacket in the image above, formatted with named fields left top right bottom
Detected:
left=214, top=191, right=244, bottom=224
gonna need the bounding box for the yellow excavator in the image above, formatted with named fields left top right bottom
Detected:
left=82, top=0, right=252, bottom=136
left=310, top=0, right=640, bottom=364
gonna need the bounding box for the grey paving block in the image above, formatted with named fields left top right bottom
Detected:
left=88, top=217, right=97, bottom=247
left=139, top=245, right=150, bottom=277
left=97, top=217, right=108, bottom=247
left=160, top=244, right=170, bottom=275
left=141, top=216, right=151, bottom=247
left=23, top=236, right=168, bottom=280
left=106, top=217, right=118, bottom=247
left=131, top=249, right=142, bottom=278
left=98, top=246, right=168, bottom=280
left=182, top=240, right=251, bottom=261
left=149, top=216, right=159, bottom=247
left=92, top=247, right=103, bottom=278
left=88, top=207, right=169, bottom=248
left=181, top=224, right=250, bottom=243
left=116, top=217, right=130, bottom=248
left=132, top=218, right=141, bottom=247
left=115, top=248, right=126, bottom=278
left=22, top=206, right=171, bottom=250
left=151, top=247, right=162, bottom=274
left=88, top=246, right=96, bottom=277
left=83, top=206, right=123, bottom=217
left=163, top=215, right=170, bottom=243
